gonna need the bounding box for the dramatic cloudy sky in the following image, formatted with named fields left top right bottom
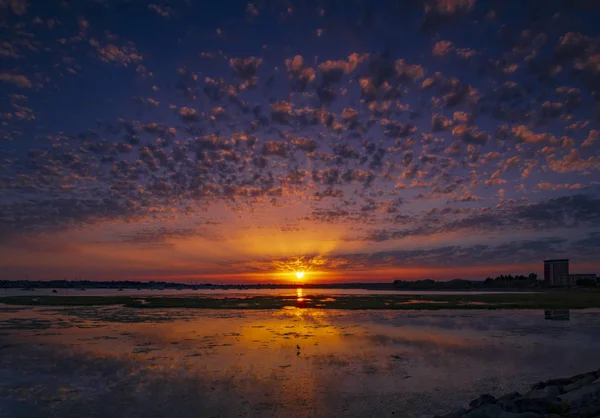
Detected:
left=1, top=0, right=600, bottom=282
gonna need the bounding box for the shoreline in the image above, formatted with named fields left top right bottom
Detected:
left=435, top=369, right=600, bottom=418
left=2, top=292, right=600, bottom=309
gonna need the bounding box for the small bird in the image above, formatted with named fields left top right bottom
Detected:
left=296, top=344, right=300, bottom=350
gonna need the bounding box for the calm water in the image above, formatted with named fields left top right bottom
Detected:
left=0, top=288, right=533, bottom=298
left=1, top=304, right=599, bottom=418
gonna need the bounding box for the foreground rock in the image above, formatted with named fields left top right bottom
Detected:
left=434, top=369, right=600, bottom=418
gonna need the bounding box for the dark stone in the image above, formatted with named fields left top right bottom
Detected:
left=470, top=394, right=497, bottom=409
left=565, top=403, right=600, bottom=418
left=526, top=386, right=561, bottom=400
left=513, top=397, right=566, bottom=415
left=565, top=405, right=600, bottom=418
left=560, top=383, right=600, bottom=407
left=564, top=375, right=598, bottom=393
left=532, top=372, right=599, bottom=391
left=531, top=377, right=574, bottom=391
left=463, top=404, right=504, bottom=418
left=498, top=392, right=522, bottom=402
left=434, top=407, right=468, bottom=418
left=496, top=391, right=522, bottom=411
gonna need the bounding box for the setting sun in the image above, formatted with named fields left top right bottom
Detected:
left=295, top=271, right=305, bottom=279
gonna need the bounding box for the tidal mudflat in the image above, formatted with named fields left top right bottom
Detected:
left=2, top=290, right=600, bottom=309
left=2, top=303, right=600, bottom=417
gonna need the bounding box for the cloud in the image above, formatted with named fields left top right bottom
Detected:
left=121, top=226, right=221, bottom=247
left=229, top=57, right=263, bottom=80
left=0, top=73, right=32, bottom=88
left=394, top=59, right=426, bottom=81
left=284, top=55, right=315, bottom=91
left=262, top=141, right=289, bottom=157
left=148, top=4, right=173, bottom=17
left=547, top=149, right=600, bottom=173
left=318, top=53, right=368, bottom=85
left=89, top=39, right=143, bottom=67
left=423, top=0, right=476, bottom=30
left=270, top=101, right=293, bottom=124
left=583, top=130, right=599, bottom=148
left=511, top=125, right=553, bottom=144
left=1, top=0, right=28, bottom=15
left=342, top=194, right=600, bottom=243
left=452, top=125, right=488, bottom=145
left=1, top=0, right=600, bottom=279
left=291, top=137, right=318, bottom=152
left=310, top=237, right=568, bottom=270
left=179, top=106, right=199, bottom=122
left=431, top=113, right=452, bottom=131
left=0, top=196, right=141, bottom=240
left=432, top=40, right=455, bottom=56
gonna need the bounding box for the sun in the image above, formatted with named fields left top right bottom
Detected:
left=295, top=271, right=305, bottom=279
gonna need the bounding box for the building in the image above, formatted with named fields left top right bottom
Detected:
left=544, top=259, right=569, bottom=286
left=559, top=275, right=575, bottom=287
left=565, top=274, right=598, bottom=287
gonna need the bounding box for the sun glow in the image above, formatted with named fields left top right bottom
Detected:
left=295, top=271, right=305, bottom=279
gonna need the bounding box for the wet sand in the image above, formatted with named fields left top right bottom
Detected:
left=2, top=290, right=599, bottom=310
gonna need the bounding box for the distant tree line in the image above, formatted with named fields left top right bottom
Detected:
left=394, top=273, right=541, bottom=290
left=483, top=273, right=540, bottom=288
left=0, top=280, right=196, bottom=290
left=0, top=280, right=399, bottom=290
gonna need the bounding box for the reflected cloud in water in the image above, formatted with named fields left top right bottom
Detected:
left=2, top=306, right=600, bottom=417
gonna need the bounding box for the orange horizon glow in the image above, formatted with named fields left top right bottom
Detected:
left=3, top=261, right=573, bottom=284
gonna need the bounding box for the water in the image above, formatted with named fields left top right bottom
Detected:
left=1, top=303, right=599, bottom=417
left=0, top=288, right=534, bottom=298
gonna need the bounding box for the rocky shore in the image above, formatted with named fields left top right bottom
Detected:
left=435, top=369, right=600, bottom=418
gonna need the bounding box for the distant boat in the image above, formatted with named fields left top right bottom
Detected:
left=545, top=309, right=570, bottom=320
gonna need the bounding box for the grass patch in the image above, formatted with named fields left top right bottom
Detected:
left=1, top=291, right=600, bottom=310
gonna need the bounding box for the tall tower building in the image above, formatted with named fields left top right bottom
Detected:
left=544, top=259, right=569, bottom=286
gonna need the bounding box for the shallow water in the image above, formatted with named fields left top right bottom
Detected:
left=0, top=287, right=535, bottom=298
left=1, top=305, right=599, bottom=418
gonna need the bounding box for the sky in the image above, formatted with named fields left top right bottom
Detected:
left=1, top=0, right=600, bottom=283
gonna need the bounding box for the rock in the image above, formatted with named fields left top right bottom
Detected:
left=525, top=386, right=561, bottom=400
left=559, top=383, right=600, bottom=407
left=499, top=412, right=542, bottom=418
left=496, top=392, right=523, bottom=411
left=462, top=406, right=541, bottom=418
left=499, top=392, right=522, bottom=401
left=512, top=397, right=566, bottom=415
left=464, top=404, right=505, bottom=418
left=470, top=394, right=497, bottom=409
left=564, top=375, right=598, bottom=393
left=566, top=404, right=600, bottom=418
left=434, top=371, right=600, bottom=418
left=531, top=377, right=574, bottom=391
left=496, top=392, right=522, bottom=410
left=434, top=407, right=468, bottom=418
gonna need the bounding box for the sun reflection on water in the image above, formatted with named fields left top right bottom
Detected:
left=296, top=287, right=305, bottom=308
